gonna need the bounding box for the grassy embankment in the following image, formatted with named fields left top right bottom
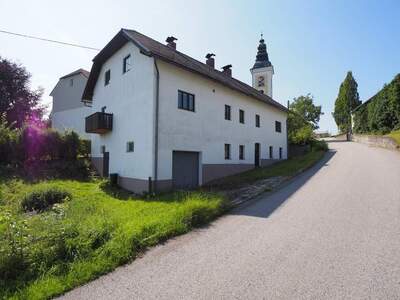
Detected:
left=0, top=180, right=226, bottom=299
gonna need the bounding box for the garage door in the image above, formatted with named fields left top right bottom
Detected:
left=172, top=151, right=199, bottom=189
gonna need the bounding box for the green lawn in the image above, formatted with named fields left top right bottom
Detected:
left=386, top=129, right=400, bottom=146
left=0, top=179, right=226, bottom=299
left=204, top=150, right=326, bottom=190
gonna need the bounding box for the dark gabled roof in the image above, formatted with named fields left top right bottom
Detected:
left=60, top=68, right=90, bottom=79
left=82, top=29, right=288, bottom=113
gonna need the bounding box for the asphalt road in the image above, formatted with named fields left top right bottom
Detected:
left=61, top=141, right=400, bottom=299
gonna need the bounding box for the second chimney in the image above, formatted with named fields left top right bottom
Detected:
left=166, top=36, right=177, bottom=49
left=206, top=53, right=215, bottom=68
left=222, top=64, right=232, bottom=77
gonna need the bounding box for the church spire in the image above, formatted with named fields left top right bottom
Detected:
left=252, top=34, right=272, bottom=69
left=250, top=34, right=274, bottom=98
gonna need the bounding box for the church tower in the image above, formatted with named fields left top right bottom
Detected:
left=251, top=35, right=274, bottom=97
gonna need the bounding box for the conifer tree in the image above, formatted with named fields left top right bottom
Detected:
left=333, top=71, right=361, bottom=133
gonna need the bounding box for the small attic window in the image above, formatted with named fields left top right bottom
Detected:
left=104, top=69, right=111, bottom=86
left=69, top=78, right=73, bottom=87
left=123, top=54, right=131, bottom=73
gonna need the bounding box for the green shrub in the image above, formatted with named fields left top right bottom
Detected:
left=60, top=131, right=80, bottom=160
left=21, top=187, right=71, bottom=212
left=47, top=160, right=92, bottom=180
left=310, top=139, right=328, bottom=152
left=42, top=130, right=63, bottom=159
left=79, top=139, right=91, bottom=158
left=0, top=120, right=90, bottom=166
left=0, top=114, right=19, bottom=165
left=290, top=124, right=313, bottom=145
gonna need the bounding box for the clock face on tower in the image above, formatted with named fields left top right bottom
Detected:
left=257, top=76, right=265, bottom=87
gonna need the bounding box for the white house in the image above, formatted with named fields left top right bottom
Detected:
left=82, top=29, right=288, bottom=193
left=50, top=69, right=92, bottom=138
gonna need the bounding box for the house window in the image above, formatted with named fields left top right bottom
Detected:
left=104, top=69, right=111, bottom=86
left=275, top=121, right=282, bottom=133
left=225, top=105, right=231, bottom=120
left=178, top=90, right=195, bottom=112
left=269, top=146, right=273, bottom=159
left=279, top=147, right=283, bottom=159
left=224, top=144, right=231, bottom=160
left=100, top=145, right=106, bottom=154
left=239, top=109, right=245, bottom=124
left=126, top=141, right=134, bottom=152
left=69, top=78, right=73, bottom=87
left=123, top=54, right=131, bottom=73
left=239, top=145, right=245, bottom=160
left=255, top=114, right=260, bottom=127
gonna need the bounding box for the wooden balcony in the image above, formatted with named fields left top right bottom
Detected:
left=85, top=112, right=113, bottom=134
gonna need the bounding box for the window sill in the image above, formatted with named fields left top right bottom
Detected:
left=178, top=108, right=195, bottom=113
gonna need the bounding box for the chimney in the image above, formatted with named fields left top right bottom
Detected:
left=206, top=53, right=215, bottom=68
left=221, top=64, right=232, bottom=77
left=166, top=36, right=177, bottom=49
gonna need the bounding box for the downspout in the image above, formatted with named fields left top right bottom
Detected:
left=286, top=100, right=290, bottom=159
left=153, top=59, right=160, bottom=193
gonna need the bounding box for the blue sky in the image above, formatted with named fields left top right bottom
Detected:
left=1, top=0, right=399, bottom=133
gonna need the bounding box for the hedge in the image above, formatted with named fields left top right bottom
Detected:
left=353, top=74, right=400, bottom=134
left=0, top=122, right=90, bottom=166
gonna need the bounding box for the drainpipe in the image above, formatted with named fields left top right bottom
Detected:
left=286, top=100, right=290, bottom=158
left=153, top=59, right=160, bottom=193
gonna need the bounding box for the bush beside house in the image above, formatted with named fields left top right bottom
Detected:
left=287, top=94, right=326, bottom=157
left=0, top=115, right=91, bottom=179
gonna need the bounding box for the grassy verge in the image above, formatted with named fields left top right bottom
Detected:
left=386, top=130, right=400, bottom=146
left=0, top=179, right=227, bottom=299
left=205, top=150, right=326, bottom=190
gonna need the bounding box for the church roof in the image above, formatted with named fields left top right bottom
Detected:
left=252, top=36, right=272, bottom=69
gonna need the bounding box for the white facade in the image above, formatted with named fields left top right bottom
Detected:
left=157, top=61, right=287, bottom=184
left=90, top=43, right=156, bottom=181
left=50, top=71, right=92, bottom=139
left=87, top=33, right=287, bottom=193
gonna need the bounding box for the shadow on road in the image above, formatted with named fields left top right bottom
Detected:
left=325, top=140, right=349, bottom=143
left=229, top=149, right=336, bottom=219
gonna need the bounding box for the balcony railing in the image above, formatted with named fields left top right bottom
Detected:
left=85, top=112, right=113, bottom=134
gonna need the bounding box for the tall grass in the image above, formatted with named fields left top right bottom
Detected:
left=0, top=180, right=226, bottom=299
left=387, top=130, right=400, bottom=146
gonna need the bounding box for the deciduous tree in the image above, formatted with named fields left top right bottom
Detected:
left=289, top=94, right=322, bottom=130
left=288, top=94, right=322, bottom=145
left=0, top=56, right=43, bottom=128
